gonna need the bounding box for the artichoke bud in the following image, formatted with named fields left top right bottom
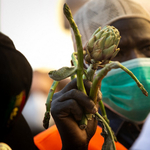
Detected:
left=85, top=54, right=91, bottom=63
left=102, top=45, right=116, bottom=60
left=85, top=25, right=121, bottom=64
left=87, top=27, right=101, bottom=52
left=87, top=38, right=95, bottom=52
left=93, top=36, right=106, bottom=50
left=92, top=27, right=101, bottom=36
left=99, top=31, right=109, bottom=40
left=104, top=35, right=115, bottom=48
left=114, top=37, right=121, bottom=47
left=91, top=49, right=103, bottom=61
left=95, top=30, right=105, bottom=40
left=110, top=48, right=120, bottom=60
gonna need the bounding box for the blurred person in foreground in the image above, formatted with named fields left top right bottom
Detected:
left=34, top=0, right=150, bottom=149
left=0, top=32, right=38, bottom=149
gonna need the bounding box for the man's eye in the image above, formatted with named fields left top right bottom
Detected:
left=141, top=46, right=150, bottom=57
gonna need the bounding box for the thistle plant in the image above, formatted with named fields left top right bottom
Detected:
left=85, top=26, right=120, bottom=65
left=43, top=3, right=148, bottom=150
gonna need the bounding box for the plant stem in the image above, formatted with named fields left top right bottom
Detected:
left=63, top=3, right=87, bottom=129
left=99, top=101, right=109, bottom=124
left=43, top=80, right=59, bottom=129
left=86, top=62, right=100, bottom=81
left=46, top=80, right=59, bottom=111
left=71, top=53, right=78, bottom=80
left=89, top=71, right=109, bottom=124
left=71, top=52, right=78, bottom=67
left=86, top=64, right=96, bottom=81
left=118, top=62, right=148, bottom=96
left=90, top=60, right=148, bottom=125
left=105, top=61, right=148, bottom=96
left=63, top=3, right=86, bottom=94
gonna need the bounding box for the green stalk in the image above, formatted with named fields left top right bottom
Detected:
left=90, top=61, right=148, bottom=125
left=71, top=53, right=77, bottom=80
left=86, top=64, right=96, bottom=81
left=107, top=61, right=148, bottom=96
left=71, top=74, right=76, bottom=80
left=117, top=62, right=148, bottom=96
left=43, top=80, right=59, bottom=129
left=63, top=3, right=87, bottom=129
left=46, top=80, right=59, bottom=111
left=63, top=3, right=86, bottom=94
left=86, top=62, right=100, bottom=81
left=71, top=52, right=78, bottom=67
left=89, top=65, right=110, bottom=124
left=99, top=100, right=109, bottom=124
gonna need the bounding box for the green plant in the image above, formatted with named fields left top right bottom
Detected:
left=43, top=3, right=148, bottom=150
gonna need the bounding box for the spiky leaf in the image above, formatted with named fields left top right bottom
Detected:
left=49, top=66, right=77, bottom=81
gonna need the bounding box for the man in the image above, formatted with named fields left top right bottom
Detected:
left=34, top=0, right=150, bottom=149
left=72, top=0, right=150, bottom=148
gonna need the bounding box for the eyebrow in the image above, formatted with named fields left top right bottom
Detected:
left=136, top=37, right=150, bottom=48
left=119, top=35, right=150, bottom=49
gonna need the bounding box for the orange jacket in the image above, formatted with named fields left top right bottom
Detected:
left=34, top=125, right=127, bottom=150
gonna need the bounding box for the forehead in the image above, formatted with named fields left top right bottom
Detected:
left=72, top=18, right=150, bottom=51
left=111, top=18, right=150, bottom=46
left=112, top=18, right=150, bottom=33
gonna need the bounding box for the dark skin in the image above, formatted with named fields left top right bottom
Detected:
left=51, top=79, right=101, bottom=150
left=111, top=18, right=150, bottom=62
left=51, top=18, right=150, bottom=149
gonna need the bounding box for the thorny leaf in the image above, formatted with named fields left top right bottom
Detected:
left=49, top=66, right=77, bottom=81
left=95, top=115, right=116, bottom=150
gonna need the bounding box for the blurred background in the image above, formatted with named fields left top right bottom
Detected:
left=1, top=0, right=150, bottom=70
left=0, top=0, right=88, bottom=136
left=0, top=0, right=73, bottom=70
left=0, top=0, right=150, bottom=136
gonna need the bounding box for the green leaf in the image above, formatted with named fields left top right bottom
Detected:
left=101, top=125, right=116, bottom=150
left=95, top=112, right=116, bottom=150
left=49, top=66, right=77, bottom=81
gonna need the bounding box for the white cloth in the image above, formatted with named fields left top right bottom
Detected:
left=130, top=113, right=150, bottom=150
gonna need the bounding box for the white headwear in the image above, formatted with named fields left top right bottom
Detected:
left=74, top=0, right=150, bottom=44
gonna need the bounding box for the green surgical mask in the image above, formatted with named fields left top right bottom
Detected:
left=100, top=58, right=150, bottom=123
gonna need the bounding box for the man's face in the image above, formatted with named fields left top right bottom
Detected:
left=72, top=18, right=150, bottom=67
left=111, top=18, right=150, bottom=62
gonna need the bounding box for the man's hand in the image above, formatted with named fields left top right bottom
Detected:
left=51, top=79, right=101, bottom=150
